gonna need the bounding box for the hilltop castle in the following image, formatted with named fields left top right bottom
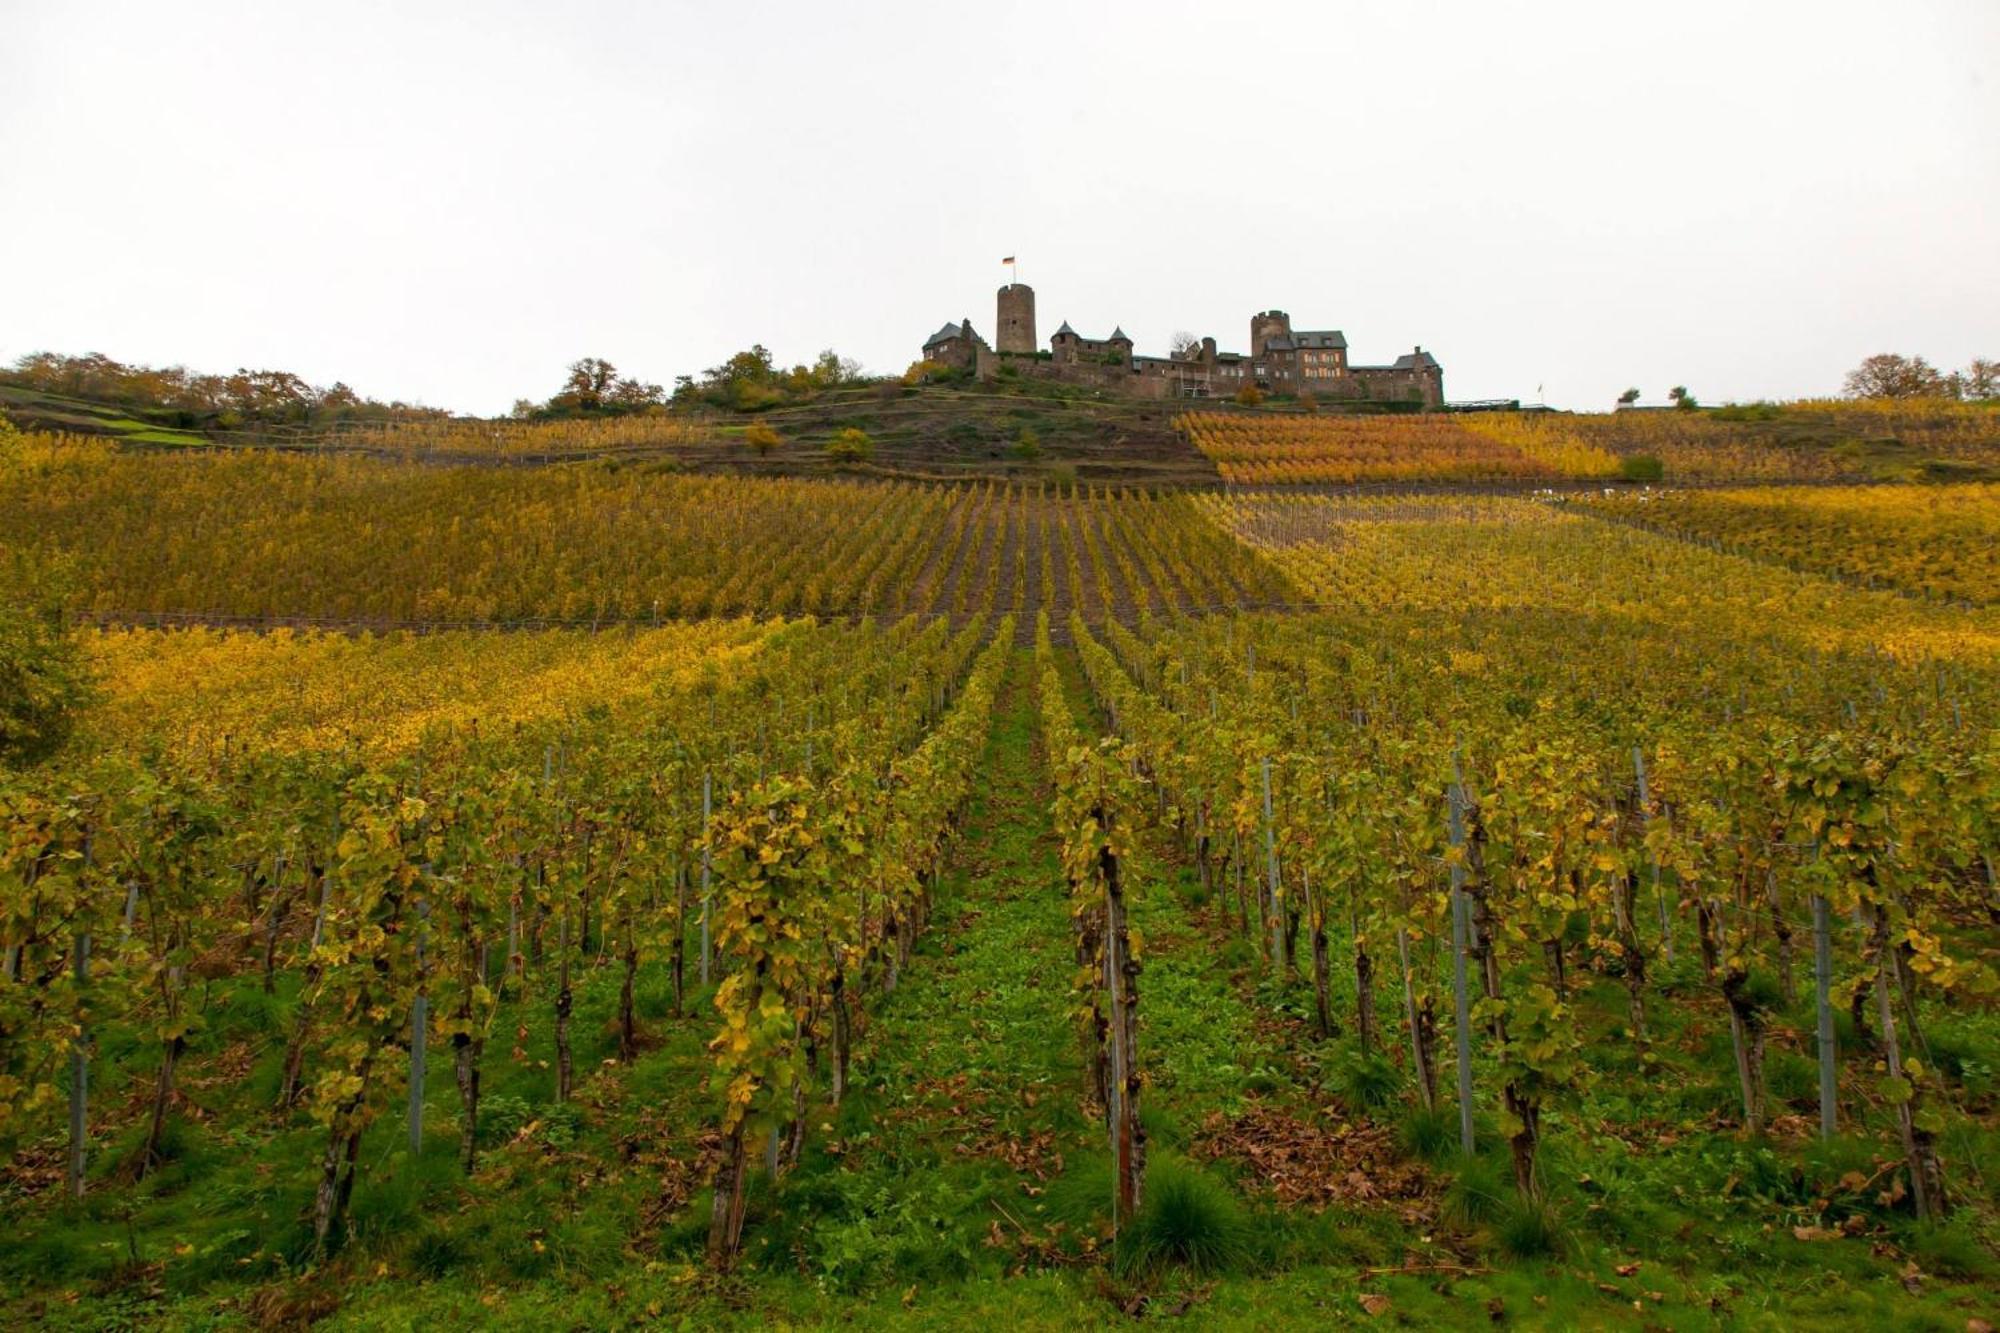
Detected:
left=922, top=284, right=1443, bottom=406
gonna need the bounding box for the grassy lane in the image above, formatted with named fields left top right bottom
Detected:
left=560, top=644, right=1111, bottom=1330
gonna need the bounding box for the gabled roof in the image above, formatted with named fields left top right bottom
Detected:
left=1391, top=350, right=1440, bottom=370
left=1264, top=337, right=1296, bottom=352
left=1294, top=330, right=1348, bottom=349
left=924, top=321, right=963, bottom=347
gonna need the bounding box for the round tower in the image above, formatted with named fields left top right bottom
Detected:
left=997, top=283, right=1037, bottom=355
left=1250, top=310, right=1291, bottom=359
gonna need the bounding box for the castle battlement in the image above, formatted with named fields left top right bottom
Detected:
left=921, top=284, right=1443, bottom=406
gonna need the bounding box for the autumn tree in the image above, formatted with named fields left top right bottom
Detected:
left=1618, top=387, right=1641, bottom=406
left=1844, top=354, right=1949, bottom=399
left=542, top=358, right=664, bottom=416
left=825, top=428, right=872, bottom=463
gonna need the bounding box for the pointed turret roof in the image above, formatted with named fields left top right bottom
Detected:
left=1053, top=320, right=1076, bottom=337
left=1109, top=326, right=1131, bottom=343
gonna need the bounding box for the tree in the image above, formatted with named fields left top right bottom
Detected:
left=825, top=428, right=872, bottom=463
left=1234, top=384, right=1264, bottom=408
left=563, top=358, right=620, bottom=411
left=1962, top=358, right=1998, bottom=401
left=1669, top=385, right=1697, bottom=410
left=1170, top=331, right=1203, bottom=360
left=1844, top=354, right=1949, bottom=400
left=1618, top=387, right=1641, bottom=407
left=742, top=422, right=782, bottom=456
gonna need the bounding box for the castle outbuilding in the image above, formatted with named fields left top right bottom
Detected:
left=920, top=284, right=1444, bottom=406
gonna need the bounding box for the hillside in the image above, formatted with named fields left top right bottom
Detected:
left=0, top=384, right=207, bottom=446
left=2, top=378, right=1225, bottom=485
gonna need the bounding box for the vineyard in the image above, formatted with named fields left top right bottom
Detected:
left=1180, top=402, right=2000, bottom=486
left=3, top=426, right=1999, bottom=1329
left=1570, top=483, right=2000, bottom=607
left=1, top=436, right=1292, bottom=634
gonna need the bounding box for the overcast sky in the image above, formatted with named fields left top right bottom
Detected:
left=4, top=0, right=1996, bottom=413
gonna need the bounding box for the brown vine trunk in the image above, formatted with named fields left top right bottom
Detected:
left=1102, top=832, right=1144, bottom=1228
left=1397, top=927, right=1437, bottom=1112
left=1353, top=933, right=1378, bottom=1056
left=1614, top=873, right=1649, bottom=1044
left=671, top=864, right=688, bottom=1015
left=1077, top=904, right=1110, bottom=1115
left=1871, top=903, right=1945, bottom=1220
left=280, top=867, right=330, bottom=1112
left=1768, top=873, right=1796, bottom=1010
left=706, top=1125, right=749, bottom=1269
left=1311, top=916, right=1334, bottom=1039
left=618, top=932, right=640, bottom=1063
left=454, top=1029, right=482, bottom=1176
left=1722, top=967, right=1767, bottom=1135
left=136, top=1034, right=183, bottom=1181
left=829, top=968, right=851, bottom=1105
left=555, top=909, right=574, bottom=1103
left=1504, top=1081, right=1542, bottom=1199
left=1695, top=898, right=1720, bottom=981
left=1413, top=993, right=1439, bottom=1112
left=310, top=1045, right=375, bottom=1261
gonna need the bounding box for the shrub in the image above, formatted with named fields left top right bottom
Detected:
left=1335, top=1050, right=1403, bottom=1112
left=826, top=427, right=873, bottom=463
left=1620, top=453, right=1665, bottom=483
left=1012, top=426, right=1041, bottom=460
left=1118, top=1157, right=1249, bottom=1276
left=742, top=422, right=782, bottom=455
left=1234, top=385, right=1265, bottom=407
left=1398, top=1105, right=1459, bottom=1163
left=1442, top=1154, right=1509, bottom=1229
left=1495, top=1193, right=1569, bottom=1258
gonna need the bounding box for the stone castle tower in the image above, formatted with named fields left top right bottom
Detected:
left=996, top=283, right=1037, bottom=355
left=1250, top=310, right=1291, bottom=359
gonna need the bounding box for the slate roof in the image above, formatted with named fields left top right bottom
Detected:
left=1294, top=330, right=1348, bottom=349
left=924, top=322, right=963, bottom=347
left=1391, top=350, right=1440, bottom=370
left=1109, top=326, right=1131, bottom=343
left=1053, top=320, right=1077, bottom=337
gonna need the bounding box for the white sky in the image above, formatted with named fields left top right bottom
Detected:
left=3, top=0, right=1996, bottom=413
